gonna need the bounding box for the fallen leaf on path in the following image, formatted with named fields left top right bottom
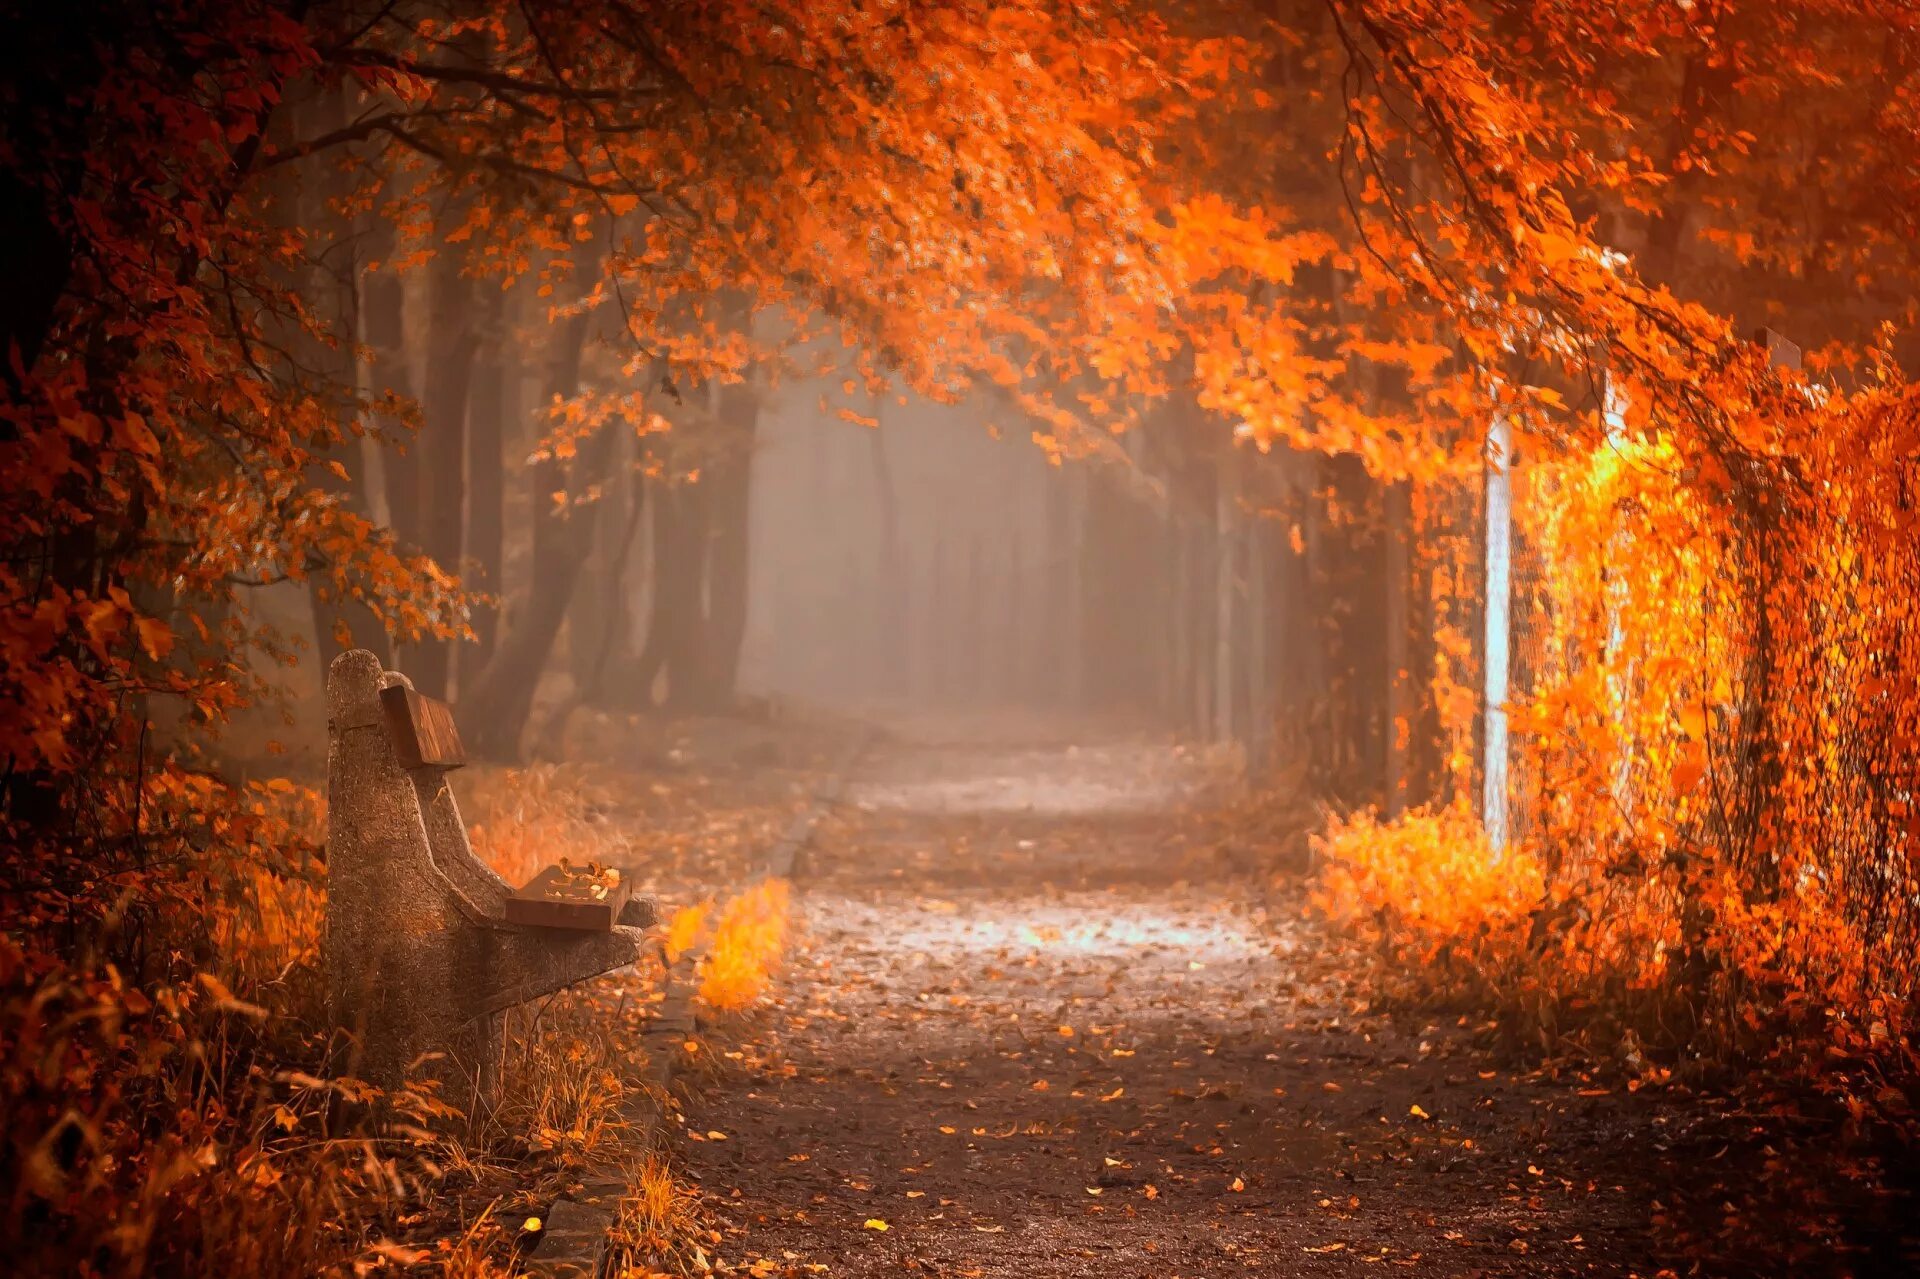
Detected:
left=366, top=1243, right=431, bottom=1265
left=862, top=1219, right=889, bottom=1232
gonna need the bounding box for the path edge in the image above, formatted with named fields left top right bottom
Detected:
left=523, top=724, right=872, bottom=1278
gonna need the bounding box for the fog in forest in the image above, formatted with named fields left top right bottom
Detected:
left=741, top=384, right=1068, bottom=719
left=23, top=6, right=1920, bottom=1274
left=239, top=310, right=1327, bottom=779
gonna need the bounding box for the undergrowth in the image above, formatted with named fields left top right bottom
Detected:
left=1312, top=430, right=1920, bottom=1143
left=0, top=761, right=739, bottom=1276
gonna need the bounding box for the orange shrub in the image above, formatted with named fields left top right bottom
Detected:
left=665, top=900, right=713, bottom=965
left=697, top=880, right=792, bottom=1014
left=1315, top=802, right=1540, bottom=969
left=1345, top=385, right=1920, bottom=1084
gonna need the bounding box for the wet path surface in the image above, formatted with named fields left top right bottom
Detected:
left=682, top=739, right=1670, bottom=1277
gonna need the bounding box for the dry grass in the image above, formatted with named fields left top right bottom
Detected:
left=6, top=746, right=797, bottom=1275
left=455, top=758, right=814, bottom=900
left=432, top=1202, right=514, bottom=1278
left=1, top=777, right=456, bottom=1276
left=427, top=764, right=792, bottom=1270
left=461, top=762, right=635, bottom=887
left=611, top=1150, right=698, bottom=1258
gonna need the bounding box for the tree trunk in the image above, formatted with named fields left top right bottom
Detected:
left=528, top=471, right=646, bottom=750
left=703, top=380, right=757, bottom=708
left=999, top=535, right=1023, bottom=704
left=629, top=373, right=755, bottom=716
left=930, top=533, right=957, bottom=702
left=568, top=424, right=637, bottom=694
left=657, top=477, right=714, bottom=712
left=0, top=171, right=72, bottom=397
left=867, top=407, right=906, bottom=697
left=460, top=307, right=608, bottom=760
left=1268, top=448, right=1318, bottom=767
left=0, top=14, right=98, bottom=398
left=361, top=206, right=419, bottom=550
left=304, top=308, right=390, bottom=666
left=1316, top=451, right=1388, bottom=806
left=1383, top=479, right=1413, bottom=814
left=411, top=242, right=478, bottom=698
left=1245, top=507, right=1271, bottom=773
left=629, top=476, right=673, bottom=708
left=1063, top=465, right=1089, bottom=710
left=1160, top=496, right=1183, bottom=721
left=582, top=474, right=647, bottom=704
left=295, top=85, right=388, bottom=670
left=1213, top=464, right=1236, bottom=746
left=463, top=284, right=511, bottom=685
left=1188, top=512, right=1211, bottom=737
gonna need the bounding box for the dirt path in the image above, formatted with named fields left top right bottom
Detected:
left=681, top=738, right=1676, bottom=1277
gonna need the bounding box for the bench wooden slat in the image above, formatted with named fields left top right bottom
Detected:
left=380, top=684, right=466, bottom=770
left=504, top=864, right=634, bottom=932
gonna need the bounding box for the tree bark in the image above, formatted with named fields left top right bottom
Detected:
left=1383, top=478, right=1413, bottom=814
left=463, top=283, right=510, bottom=685
left=628, top=372, right=757, bottom=715
left=411, top=240, right=478, bottom=698
left=656, top=476, right=714, bottom=712
left=0, top=13, right=98, bottom=397
left=1213, top=463, right=1236, bottom=745
left=582, top=472, right=647, bottom=703
left=629, top=474, right=673, bottom=708
left=867, top=412, right=907, bottom=698
left=0, top=173, right=72, bottom=397
left=568, top=424, right=636, bottom=694
left=529, top=469, right=646, bottom=750
left=294, top=85, right=389, bottom=670
left=362, top=245, right=418, bottom=547
left=702, top=379, right=758, bottom=708
left=460, top=307, right=609, bottom=760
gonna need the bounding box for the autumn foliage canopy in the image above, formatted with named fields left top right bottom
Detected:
left=3, top=0, right=1920, bottom=1271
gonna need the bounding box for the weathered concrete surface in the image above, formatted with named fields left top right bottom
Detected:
left=524, top=1197, right=614, bottom=1279
left=323, top=649, right=651, bottom=1101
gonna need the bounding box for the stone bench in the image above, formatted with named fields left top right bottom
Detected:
left=322, top=649, right=657, bottom=1106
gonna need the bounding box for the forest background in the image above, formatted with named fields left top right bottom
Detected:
left=4, top=0, right=1920, bottom=1273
